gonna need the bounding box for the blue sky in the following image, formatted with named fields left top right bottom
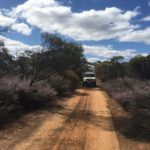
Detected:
left=0, top=0, right=150, bottom=62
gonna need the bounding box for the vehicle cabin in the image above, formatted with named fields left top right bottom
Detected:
left=83, top=72, right=96, bottom=87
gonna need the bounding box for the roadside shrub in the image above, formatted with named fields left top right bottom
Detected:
left=101, top=78, right=150, bottom=134
left=48, top=74, right=71, bottom=96
left=0, top=77, right=20, bottom=123
left=0, top=76, right=56, bottom=123
left=16, top=80, right=56, bottom=109
left=63, top=70, right=80, bottom=91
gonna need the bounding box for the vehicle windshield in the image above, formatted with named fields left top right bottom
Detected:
left=84, top=74, right=95, bottom=77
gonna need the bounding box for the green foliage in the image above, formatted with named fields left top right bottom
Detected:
left=63, top=70, right=80, bottom=91
left=14, top=33, right=87, bottom=87
left=122, top=62, right=135, bottom=78
left=96, top=62, right=115, bottom=81
left=110, top=56, right=124, bottom=63
left=48, top=74, right=71, bottom=96
left=41, top=33, right=87, bottom=77
left=0, top=41, right=15, bottom=76
left=130, top=55, right=150, bottom=79
left=0, top=88, right=19, bottom=123
left=96, top=59, right=124, bottom=81
left=96, top=55, right=150, bottom=81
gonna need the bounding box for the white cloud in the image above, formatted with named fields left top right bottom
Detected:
left=0, top=12, right=16, bottom=27
left=87, top=57, right=100, bottom=63
left=119, top=27, right=150, bottom=44
left=0, top=36, right=40, bottom=56
left=148, top=1, right=150, bottom=7
left=84, top=45, right=138, bottom=61
left=0, top=0, right=150, bottom=45
left=10, top=0, right=139, bottom=41
left=11, top=23, right=32, bottom=35
left=0, top=10, right=32, bottom=35
left=141, top=16, right=150, bottom=21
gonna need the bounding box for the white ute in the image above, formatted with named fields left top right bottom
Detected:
left=83, top=72, right=96, bottom=87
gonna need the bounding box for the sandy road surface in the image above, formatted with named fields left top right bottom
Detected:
left=1, top=88, right=120, bottom=150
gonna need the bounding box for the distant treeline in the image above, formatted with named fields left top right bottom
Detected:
left=96, top=55, right=150, bottom=81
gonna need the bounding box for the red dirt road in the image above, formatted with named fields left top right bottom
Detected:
left=0, top=88, right=120, bottom=150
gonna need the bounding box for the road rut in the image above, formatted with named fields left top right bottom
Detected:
left=1, top=88, right=120, bottom=150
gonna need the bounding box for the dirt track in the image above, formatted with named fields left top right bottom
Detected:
left=0, top=88, right=120, bottom=150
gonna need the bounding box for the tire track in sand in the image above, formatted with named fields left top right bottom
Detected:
left=7, top=88, right=120, bottom=150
